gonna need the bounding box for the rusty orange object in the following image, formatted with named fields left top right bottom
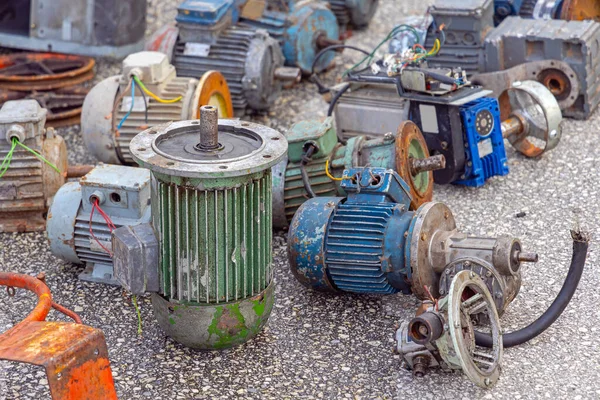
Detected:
left=0, top=53, right=95, bottom=91
left=194, top=70, right=234, bottom=119
left=560, top=0, right=600, bottom=21
left=0, top=272, right=118, bottom=400
left=395, top=121, right=434, bottom=210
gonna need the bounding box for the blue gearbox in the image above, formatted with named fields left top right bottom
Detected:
left=455, top=97, right=509, bottom=187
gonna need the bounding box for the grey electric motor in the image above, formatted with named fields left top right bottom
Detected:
left=46, top=164, right=151, bottom=285
left=146, top=3, right=300, bottom=114
left=81, top=51, right=233, bottom=165
left=423, top=0, right=600, bottom=119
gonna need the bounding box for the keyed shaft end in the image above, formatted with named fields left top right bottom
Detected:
left=410, top=154, right=446, bottom=175
left=199, top=105, right=219, bottom=150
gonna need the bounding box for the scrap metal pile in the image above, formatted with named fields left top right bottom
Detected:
left=0, top=0, right=596, bottom=396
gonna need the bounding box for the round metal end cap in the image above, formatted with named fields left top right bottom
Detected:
left=130, top=119, right=287, bottom=178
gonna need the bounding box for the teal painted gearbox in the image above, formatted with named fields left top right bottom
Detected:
left=127, top=106, right=287, bottom=349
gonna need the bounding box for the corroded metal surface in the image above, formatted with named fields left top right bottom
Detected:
left=0, top=53, right=95, bottom=91
left=152, top=281, right=275, bottom=349
left=0, top=272, right=118, bottom=399
left=560, top=0, right=600, bottom=21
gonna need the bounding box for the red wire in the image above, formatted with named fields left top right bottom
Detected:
left=89, top=199, right=117, bottom=257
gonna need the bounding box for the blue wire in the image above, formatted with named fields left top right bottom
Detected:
left=117, top=80, right=136, bottom=130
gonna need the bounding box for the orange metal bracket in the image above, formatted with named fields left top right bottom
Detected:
left=0, top=272, right=118, bottom=400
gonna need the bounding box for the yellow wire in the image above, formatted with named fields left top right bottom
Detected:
left=133, top=76, right=182, bottom=104
left=325, top=159, right=343, bottom=181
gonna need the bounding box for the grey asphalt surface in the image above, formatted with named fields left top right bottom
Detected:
left=1, top=1, right=599, bottom=399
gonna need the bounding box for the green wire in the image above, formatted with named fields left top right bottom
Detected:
left=0, top=139, right=17, bottom=179
left=13, top=138, right=61, bottom=174
left=132, top=295, right=143, bottom=335
left=344, top=24, right=421, bottom=76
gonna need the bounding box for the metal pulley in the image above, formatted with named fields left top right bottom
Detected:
left=396, top=270, right=503, bottom=388
left=499, top=80, right=562, bottom=157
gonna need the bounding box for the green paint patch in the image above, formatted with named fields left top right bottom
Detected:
left=169, top=317, right=176, bottom=325
left=252, top=298, right=266, bottom=316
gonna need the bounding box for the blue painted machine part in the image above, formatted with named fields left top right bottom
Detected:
left=288, top=168, right=416, bottom=294
left=455, top=97, right=509, bottom=187
left=494, top=0, right=525, bottom=19
left=240, top=2, right=339, bottom=73
left=176, top=0, right=239, bottom=25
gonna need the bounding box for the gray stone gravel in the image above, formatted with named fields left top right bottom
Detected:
left=1, top=0, right=600, bottom=399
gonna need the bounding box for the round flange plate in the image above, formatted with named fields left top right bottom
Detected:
left=447, top=270, right=502, bottom=388
left=193, top=70, right=234, bottom=119
left=500, top=80, right=562, bottom=158
left=408, top=202, right=456, bottom=299
left=560, top=0, right=600, bottom=21
left=0, top=53, right=95, bottom=91
left=131, top=119, right=287, bottom=178
left=395, top=121, right=433, bottom=210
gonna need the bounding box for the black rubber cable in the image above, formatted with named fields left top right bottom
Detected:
left=475, top=230, right=589, bottom=348
left=310, top=45, right=371, bottom=95
left=300, top=145, right=318, bottom=198
left=327, top=83, right=350, bottom=118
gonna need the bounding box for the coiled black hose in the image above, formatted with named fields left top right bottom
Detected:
left=475, top=230, right=589, bottom=348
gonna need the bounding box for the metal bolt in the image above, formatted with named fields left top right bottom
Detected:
left=484, top=378, right=492, bottom=387
left=469, top=271, right=475, bottom=279
left=549, top=130, right=557, bottom=139
left=383, top=132, right=394, bottom=141
left=440, top=141, right=448, bottom=150
left=326, top=201, right=335, bottom=208
left=420, top=233, right=427, bottom=241
left=513, top=81, right=522, bottom=87
left=464, top=261, right=471, bottom=267
left=199, top=105, right=219, bottom=150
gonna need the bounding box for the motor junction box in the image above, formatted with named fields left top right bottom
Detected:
left=0, top=99, right=67, bottom=233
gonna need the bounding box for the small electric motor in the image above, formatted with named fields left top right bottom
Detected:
left=0, top=100, right=67, bottom=233
left=112, top=105, right=287, bottom=349
left=146, top=0, right=301, bottom=113
left=238, top=0, right=340, bottom=73
left=272, top=117, right=445, bottom=227
left=46, top=164, right=151, bottom=285
left=82, top=51, right=233, bottom=165
left=288, top=167, right=536, bottom=314
left=395, top=270, right=503, bottom=388
left=334, top=76, right=562, bottom=186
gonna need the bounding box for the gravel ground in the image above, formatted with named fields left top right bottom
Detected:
left=1, top=1, right=600, bottom=399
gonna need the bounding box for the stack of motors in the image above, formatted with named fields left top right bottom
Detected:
left=424, top=0, right=600, bottom=119
left=333, top=76, right=562, bottom=186
left=237, top=0, right=340, bottom=73
left=82, top=51, right=232, bottom=165
left=288, top=167, right=538, bottom=385
left=0, top=53, right=95, bottom=127
left=272, top=117, right=444, bottom=227
left=326, top=0, right=380, bottom=29
left=147, top=0, right=301, bottom=114
left=46, top=164, right=151, bottom=285
left=112, top=106, right=287, bottom=349
left=0, top=100, right=67, bottom=233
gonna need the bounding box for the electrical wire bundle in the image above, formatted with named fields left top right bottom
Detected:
left=113, top=75, right=183, bottom=132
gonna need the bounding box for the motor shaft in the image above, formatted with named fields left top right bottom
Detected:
left=410, top=154, right=446, bottom=175
left=199, top=105, right=219, bottom=150
left=501, top=116, right=524, bottom=139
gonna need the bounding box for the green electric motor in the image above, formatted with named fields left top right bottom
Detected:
left=113, top=105, right=287, bottom=349
left=272, top=117, right=445, bottom=227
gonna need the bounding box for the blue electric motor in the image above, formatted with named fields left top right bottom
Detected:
left=238, top=1, right=340, bottom=73
left=288, top=167, right=536, bottom=306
